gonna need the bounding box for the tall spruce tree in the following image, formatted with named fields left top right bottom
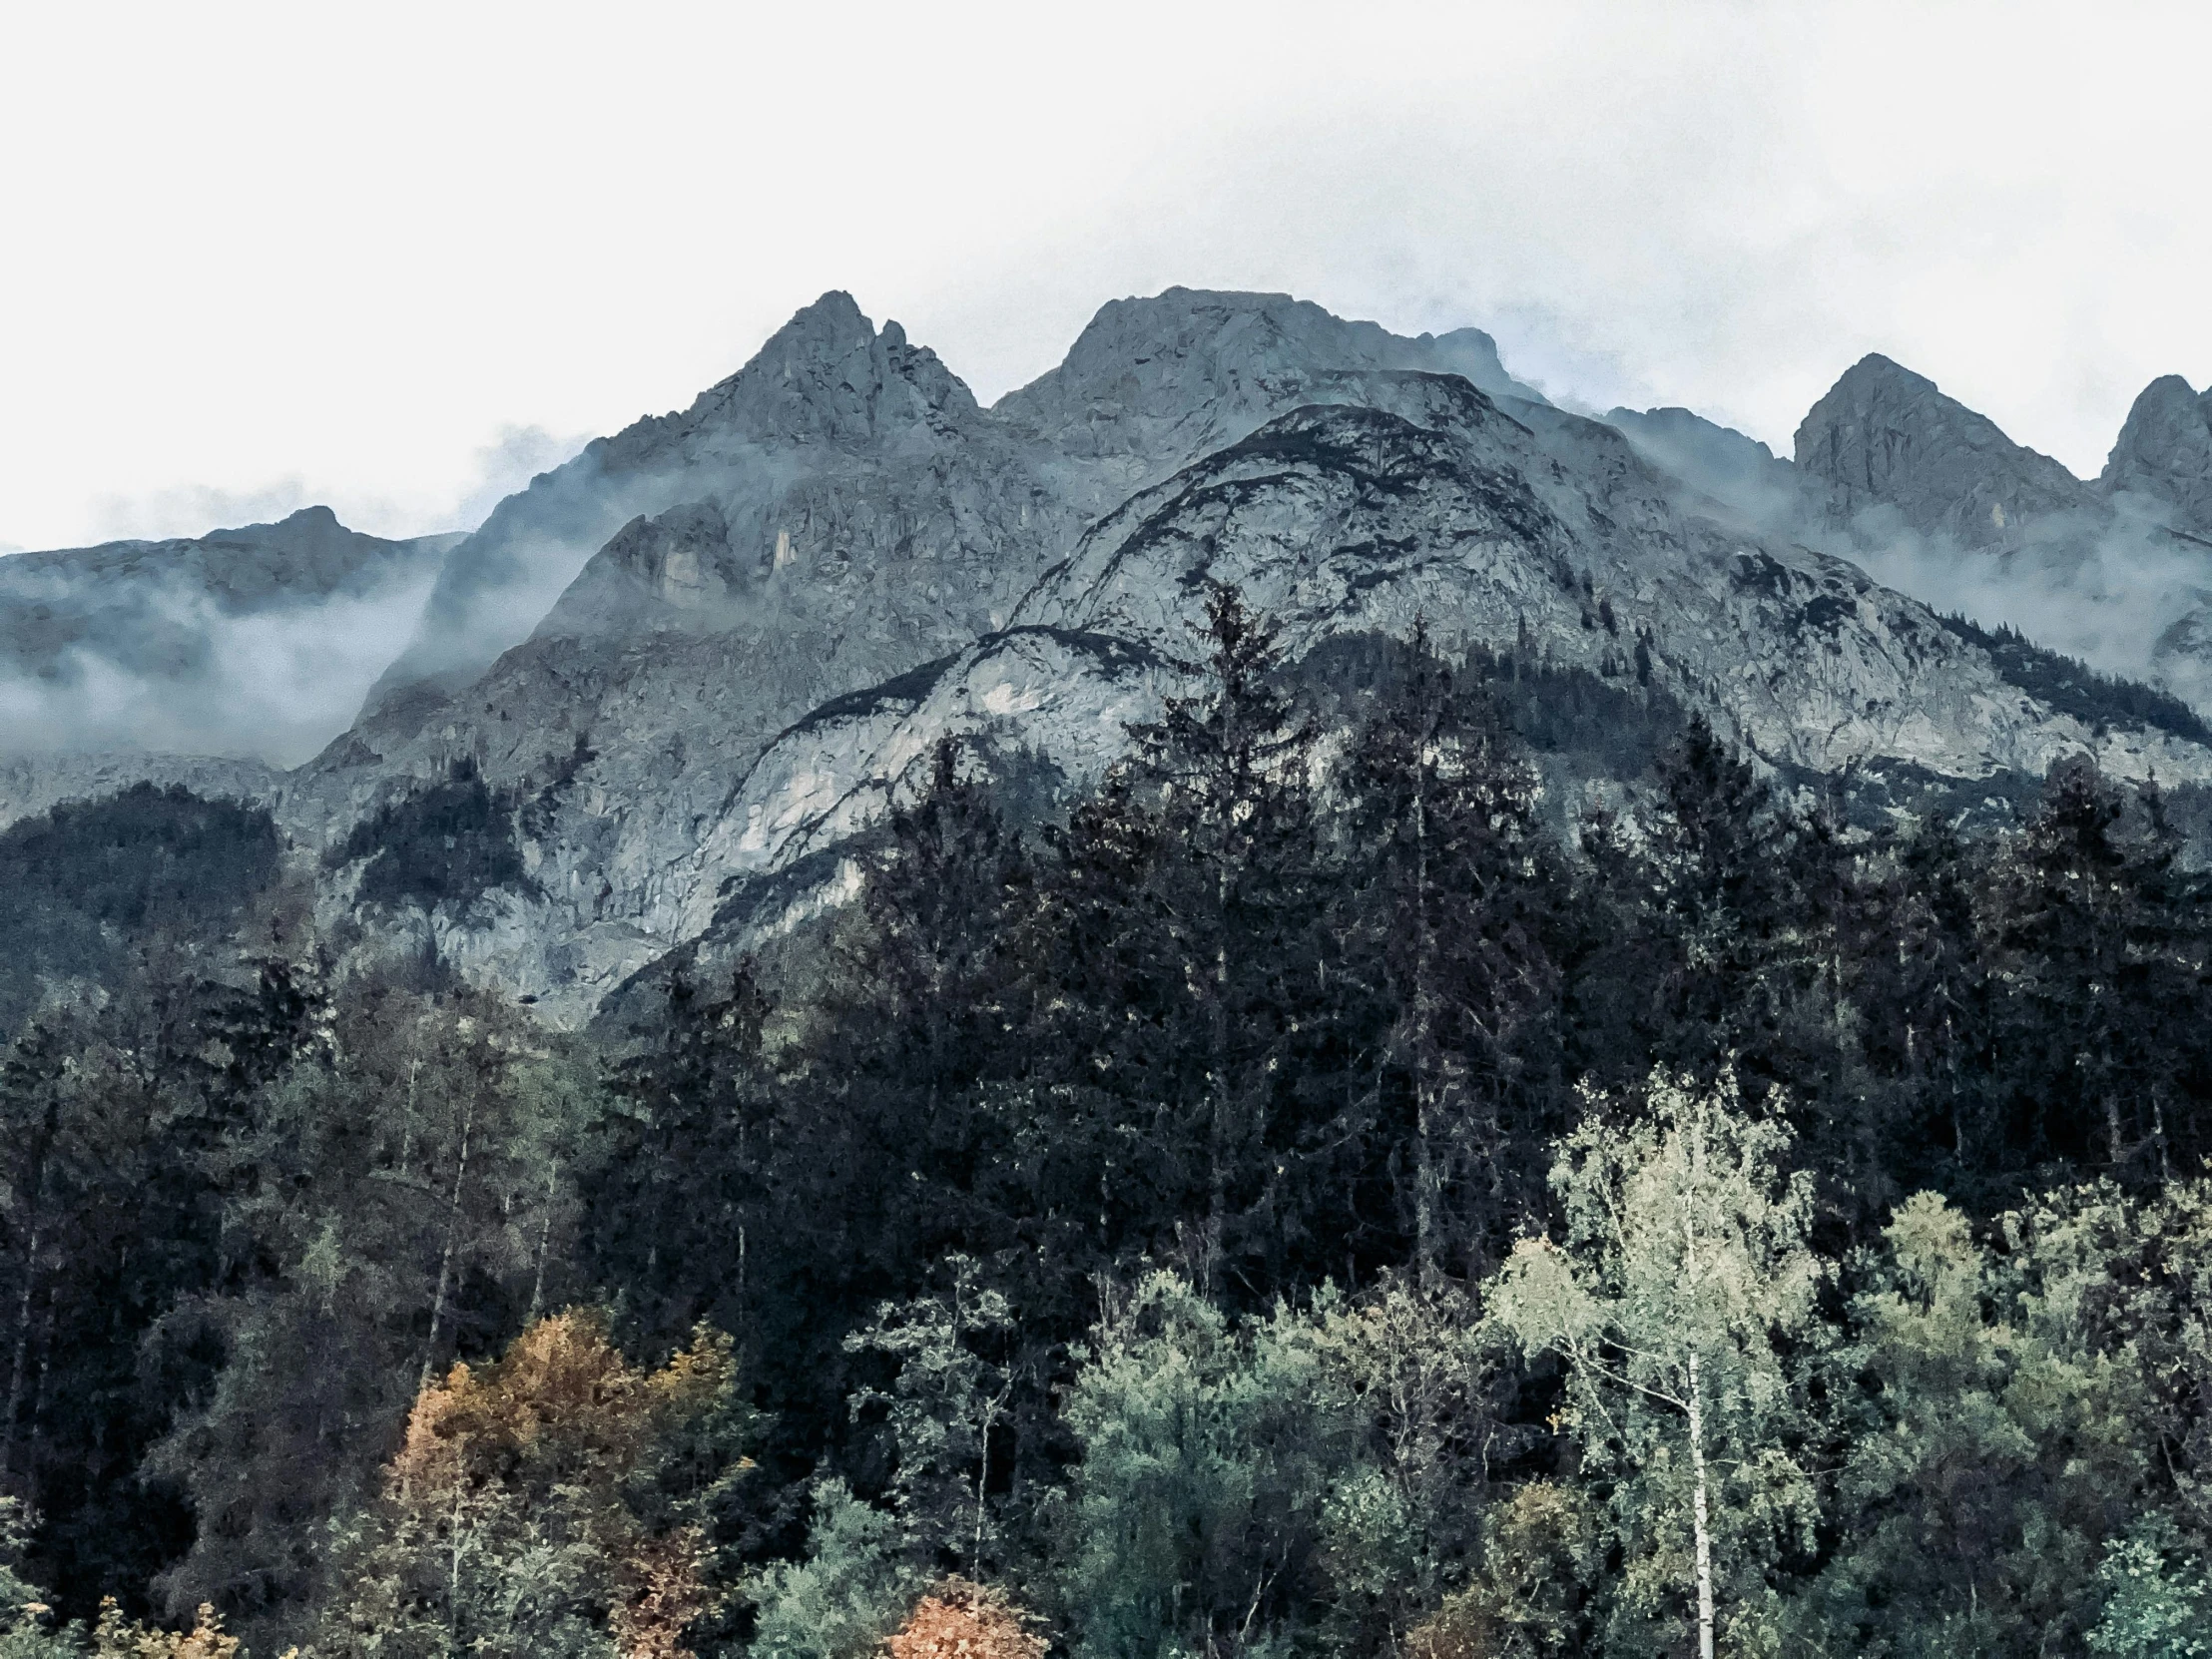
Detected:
left=1342, top=629, right=1562, bottom=1283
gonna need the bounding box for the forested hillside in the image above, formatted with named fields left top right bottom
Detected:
left=5, top=590, right=2212, bottom=1659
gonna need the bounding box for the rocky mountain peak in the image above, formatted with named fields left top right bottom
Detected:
left=1794, top=351, right=2091, bottom=545
left=654, top=290, right=981, bottom=456
left=362, top=293, right=990, bottom=710
left=2100, top=373, right=2212, bottom=537
left=994, top=286, right=1542, bottom=466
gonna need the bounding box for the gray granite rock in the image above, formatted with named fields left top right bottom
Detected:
left=1794, top=353, right=2095, bottom=546
left=2100, top=374, right=2212, bottom=539
left=20, top=290, right=2212, bottom=1027
left=496, top=379, right=2212, bottom=1021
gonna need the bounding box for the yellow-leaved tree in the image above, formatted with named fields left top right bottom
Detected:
left=319, top=1310, right=750, bottom=1659
left=1484, top=1071, right=1830, bottom=1659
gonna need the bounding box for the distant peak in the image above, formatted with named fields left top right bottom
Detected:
left=2100, top=371, right=2212, bottom=528
left=212, top=503, right=352, bottom=540
left=765, top=289, right=875, bottom=349
left=1797, top=349, right=2090, bottom=540
left=798, top=288, right=865, bottom=321
left=1833, top=352, right=1940, bottom=396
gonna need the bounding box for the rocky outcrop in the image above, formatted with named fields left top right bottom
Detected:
left=2101, top=374, right=2212, bottom=539
left=1794, top=353, right=2095, bottom=546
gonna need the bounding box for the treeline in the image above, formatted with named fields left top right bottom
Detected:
left=3, top=589, right=2212, bottom=1658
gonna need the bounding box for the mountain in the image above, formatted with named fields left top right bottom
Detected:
left=1792, top=353, right=2098, bottom=546
left=11, top=290, right=2212, bottom=1026
left=288, top=293, right=1574, bottom=1015
left=0, top=506, right=456, bottom=764
left=298, top=304, right=2212, bottom=1023
left=361, top=288, right=1550, bottom=720
left=1609, top=361, right=2212, bottom=718
left=2101, top=372, right=2212, bottom=540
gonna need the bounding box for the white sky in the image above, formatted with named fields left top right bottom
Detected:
left=2, top=0, right=2208, bottom=553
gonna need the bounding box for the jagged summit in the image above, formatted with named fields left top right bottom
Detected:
left=1794, top=352, right=2092, bottom=544
left=2101, top=372, right=2212, bottom=537
left=997, top=286, right=1543, bottom=463
left=21, top=284, right=2212, bottom=1023
left=646, top=289, right=981, bottom=453
left=363, top=288, right=1565, bottom=718
left=364, top=291, right=986, bottom=709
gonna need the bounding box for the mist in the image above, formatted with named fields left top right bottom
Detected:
left=1840, top=506, right=2212, bottom=715
left=0, top=566, right=441, bottom=768
left=70, top=424, right=591, bottom=551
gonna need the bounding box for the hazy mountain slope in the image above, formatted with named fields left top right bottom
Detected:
left=1604, top=404, right=1818, bottom=528
left=1614, top=364, right=2212, bottom=718
left=0, top=506, right=454, bottom=764
left=363, top=288, right=1553, bottom=721
left=23, top=287, right=2212, bottom=1026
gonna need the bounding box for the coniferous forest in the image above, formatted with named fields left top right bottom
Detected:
left=6, top=590, right=2212, bottom=1659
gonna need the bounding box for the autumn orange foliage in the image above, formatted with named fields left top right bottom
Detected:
left=88, top=1598, right=242, bottom=1659
left=380, top=1309, right=737, bottom=1659
left=884, top=1578, right=1047, bottom=1659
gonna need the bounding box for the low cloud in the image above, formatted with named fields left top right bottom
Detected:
left=0, top=571, right=441, bottom=767
left=442, top=425, right=594, bottom=537
left=1840, top=505, right=2212, bottom=713
left=54, top=423, right=592, bottom=553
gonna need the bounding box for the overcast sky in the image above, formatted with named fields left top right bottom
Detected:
left=2, top=0, right=2207, bottom=553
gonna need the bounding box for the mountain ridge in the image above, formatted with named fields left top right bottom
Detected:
left=11, top=289, right=2212, bottom=1024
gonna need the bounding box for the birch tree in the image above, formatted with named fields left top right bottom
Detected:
left=1485, top=1070, right=1828, bottom=1658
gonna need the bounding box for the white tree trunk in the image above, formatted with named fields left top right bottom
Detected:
left=1687, top=1347, right=1716, bottom=1659
left=417, top=1096, right=475, bottom=1396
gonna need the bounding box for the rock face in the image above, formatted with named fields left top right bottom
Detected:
left=1681, top=358, right=2212, bottom=718
left=0, top=506, right=455, bottom=763
left=1793, top=353, right=2095, bottom=546
left=296, top=292, right=1573, bottom=1018
left=362, top=293, right=1014, bottom=714
left=1013, top=384, right=2178, bottom=782
left=2101, top=374, right=2212, bottom=539
left=18, top=288, right=2212, bottom=1026
left=364, top=288, right=1550, bottom=719
left=319, top=330, right=2212, bottom=1023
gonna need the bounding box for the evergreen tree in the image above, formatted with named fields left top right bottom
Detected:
left=1341, top=629, right=1563, bottom=1283
left=1989, top=756, right=2206, bottom=1177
